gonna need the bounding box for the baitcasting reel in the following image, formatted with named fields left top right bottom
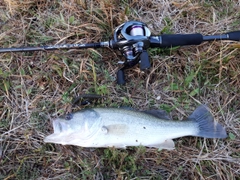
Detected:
left=0, top=21, right=240, bottom=84
left=112, top=21, right=151, bottom=84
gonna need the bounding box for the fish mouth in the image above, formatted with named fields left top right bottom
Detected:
left=44, top=119, right=69, bottom=144
left=52, top=119, right=69, bottom=134
left=52, top=119, right=61, bottom=134
left=44, top=133, right=57, bottom=143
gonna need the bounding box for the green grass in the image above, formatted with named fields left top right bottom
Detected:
left=0, top=0, right=240, bottom=179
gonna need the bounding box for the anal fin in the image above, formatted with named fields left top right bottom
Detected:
left=147, top=139, right=175, bottom=150
left=107, top=143, right=127, bottom=149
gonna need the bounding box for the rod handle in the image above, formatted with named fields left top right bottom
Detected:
left=228, top=31, right=240, bottom=41
left=161, top=33, right=203, bottom=47
left=150, top=34, right=203, bottom=48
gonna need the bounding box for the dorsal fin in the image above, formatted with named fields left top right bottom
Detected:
left=142, top=109, right=171, bottom=120
left=120, top=106, right=172, bottom=120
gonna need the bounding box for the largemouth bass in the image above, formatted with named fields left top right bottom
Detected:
left=44, top=105, right=227, bottom=149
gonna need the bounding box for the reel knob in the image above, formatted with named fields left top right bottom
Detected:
left=117, top=69, right=126, bottom=85
left=140, top=50, right=151, bottom=70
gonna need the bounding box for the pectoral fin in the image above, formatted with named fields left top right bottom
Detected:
left=148, top=139, right=175, bottom=150
left=104, top=124, right=128, bottom=135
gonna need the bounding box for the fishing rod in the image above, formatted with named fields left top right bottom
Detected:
left=0, top=21, right=240, bottom=84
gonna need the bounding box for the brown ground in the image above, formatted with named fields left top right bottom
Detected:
left=0, top=0, right=240, bottom=179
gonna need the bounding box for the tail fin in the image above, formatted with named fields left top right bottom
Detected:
left=188, top=105, right=227, bottom=138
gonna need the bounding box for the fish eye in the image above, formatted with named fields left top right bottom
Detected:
left=65, top=113, right=73, bottom=120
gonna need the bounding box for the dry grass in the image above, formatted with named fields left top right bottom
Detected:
left=0, top=0, right=240, bottom=179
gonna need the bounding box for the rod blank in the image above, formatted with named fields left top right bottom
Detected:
left=0, top=42, right=104, bottom=53
left=203, top=31, right=240, bottom=41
